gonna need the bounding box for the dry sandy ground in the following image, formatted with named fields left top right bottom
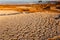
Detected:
left=0, top=11, right=60, bottom=40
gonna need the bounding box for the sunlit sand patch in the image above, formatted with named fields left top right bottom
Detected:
left=16, top=6, right=32, bottom=9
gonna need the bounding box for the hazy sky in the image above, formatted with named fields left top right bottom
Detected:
left=0, top=0, right=59, bottom=2
left=0, top=0, right=38, bottom=2
left=0, top=0, right=40, bottom=4
left=0, top=0, right=58, bottom=4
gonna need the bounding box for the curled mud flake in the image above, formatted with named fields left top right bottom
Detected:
left=48, top=35, right=60, bottom=40
left=24, top=32, right=29, bottom=34
left=9, top=34, right=14, bottom=37
left=0, top=13, right=20, bottom=16
left=7, top=13, right=20, bottom=15
left=43, top=6, right=50, bottom=10
left=54, top=15, right=60, bottom=20
left=56, top=7, right=60, bottom=9
left=0, top=38, right=4, bottom=40
left=22, top=9, right=29, bottom=11
left=11, top=38, right=17, bottom=40
left=0, top=10, right=21, bottom=16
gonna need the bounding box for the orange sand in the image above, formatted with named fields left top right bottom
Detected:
left=0, top=4, right=60, bottom=13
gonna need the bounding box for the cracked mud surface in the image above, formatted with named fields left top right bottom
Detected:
left=0, top=12, right=60, bottom=40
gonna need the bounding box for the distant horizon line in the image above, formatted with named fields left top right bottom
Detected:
left=0, top=1, right=59, bottom=4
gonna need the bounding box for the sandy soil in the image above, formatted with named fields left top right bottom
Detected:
left=0, top=11, right=60, bottom=40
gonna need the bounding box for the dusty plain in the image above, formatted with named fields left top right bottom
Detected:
left=0, top=4, right=60, bottom=40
